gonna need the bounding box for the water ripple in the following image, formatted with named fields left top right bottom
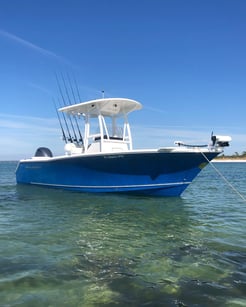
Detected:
left=0, top=161, right=246, bottom=306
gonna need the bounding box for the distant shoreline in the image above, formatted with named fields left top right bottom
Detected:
left=213, top=158, right=246, bottom=162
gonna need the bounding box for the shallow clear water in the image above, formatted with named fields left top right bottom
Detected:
left=0, top=161, right=246, bottom=306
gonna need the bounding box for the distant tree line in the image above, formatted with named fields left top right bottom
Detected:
left=216, top=151, right=246, bottom=159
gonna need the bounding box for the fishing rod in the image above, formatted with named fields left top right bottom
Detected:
left=61, top=73, right=84, bottom=145
left=66, top=73, right=84, bottom=145
left=55, top=73, right=78, bottom=143
left=72, top=74, right=87, bottom=144
left=61, top=73, right=73, bottom=105
left=53, top=99, right=67, bottom=143
left=57, top=98, right=73, bottom=142
left=72, top=73, right=82, bottom=102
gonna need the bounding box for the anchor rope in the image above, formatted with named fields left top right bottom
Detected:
left=201, top=152, right=246, bottom=203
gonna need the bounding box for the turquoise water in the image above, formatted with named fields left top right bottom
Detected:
left=0, top=161, right=246, bottom=307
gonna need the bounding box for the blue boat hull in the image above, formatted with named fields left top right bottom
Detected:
left=15, top=151, right=218, bottom=196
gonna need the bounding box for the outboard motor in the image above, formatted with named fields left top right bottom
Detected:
left=34, top=147, right=53, bottom=157
left=211, top=134, right=232, bottom=148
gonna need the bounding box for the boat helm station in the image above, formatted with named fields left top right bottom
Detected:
left=60, top=98, right=142, bottom=155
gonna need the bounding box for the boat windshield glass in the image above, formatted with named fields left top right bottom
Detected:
left=87, top=115, right=125, bottom=142
left=104, top=116, right=124, bottom=139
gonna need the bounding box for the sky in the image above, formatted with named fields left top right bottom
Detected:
left=0, top=0, right=246, bottom=160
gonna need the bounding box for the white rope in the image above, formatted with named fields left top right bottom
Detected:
left=201, top=152, right=246, bottom=203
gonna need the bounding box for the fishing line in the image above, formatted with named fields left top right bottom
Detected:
left=201, top=152, right=246, bottom=203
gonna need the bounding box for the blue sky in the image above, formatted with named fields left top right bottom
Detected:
left=0, top=0, right=246, bottom=160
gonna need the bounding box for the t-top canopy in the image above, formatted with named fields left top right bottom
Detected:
left=59, top=98, right=142, bottom=117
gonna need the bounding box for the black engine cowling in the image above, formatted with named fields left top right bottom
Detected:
left=34, top=147, right=53, bottom=157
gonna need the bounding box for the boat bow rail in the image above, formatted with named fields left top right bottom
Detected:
left=173, top=134, right=232, bottom=153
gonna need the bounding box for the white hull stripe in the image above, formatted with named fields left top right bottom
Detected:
left=30, top=181, right=191, bottom=189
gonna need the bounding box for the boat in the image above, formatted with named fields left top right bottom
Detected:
left=15, top=97, right=231, bottom=196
